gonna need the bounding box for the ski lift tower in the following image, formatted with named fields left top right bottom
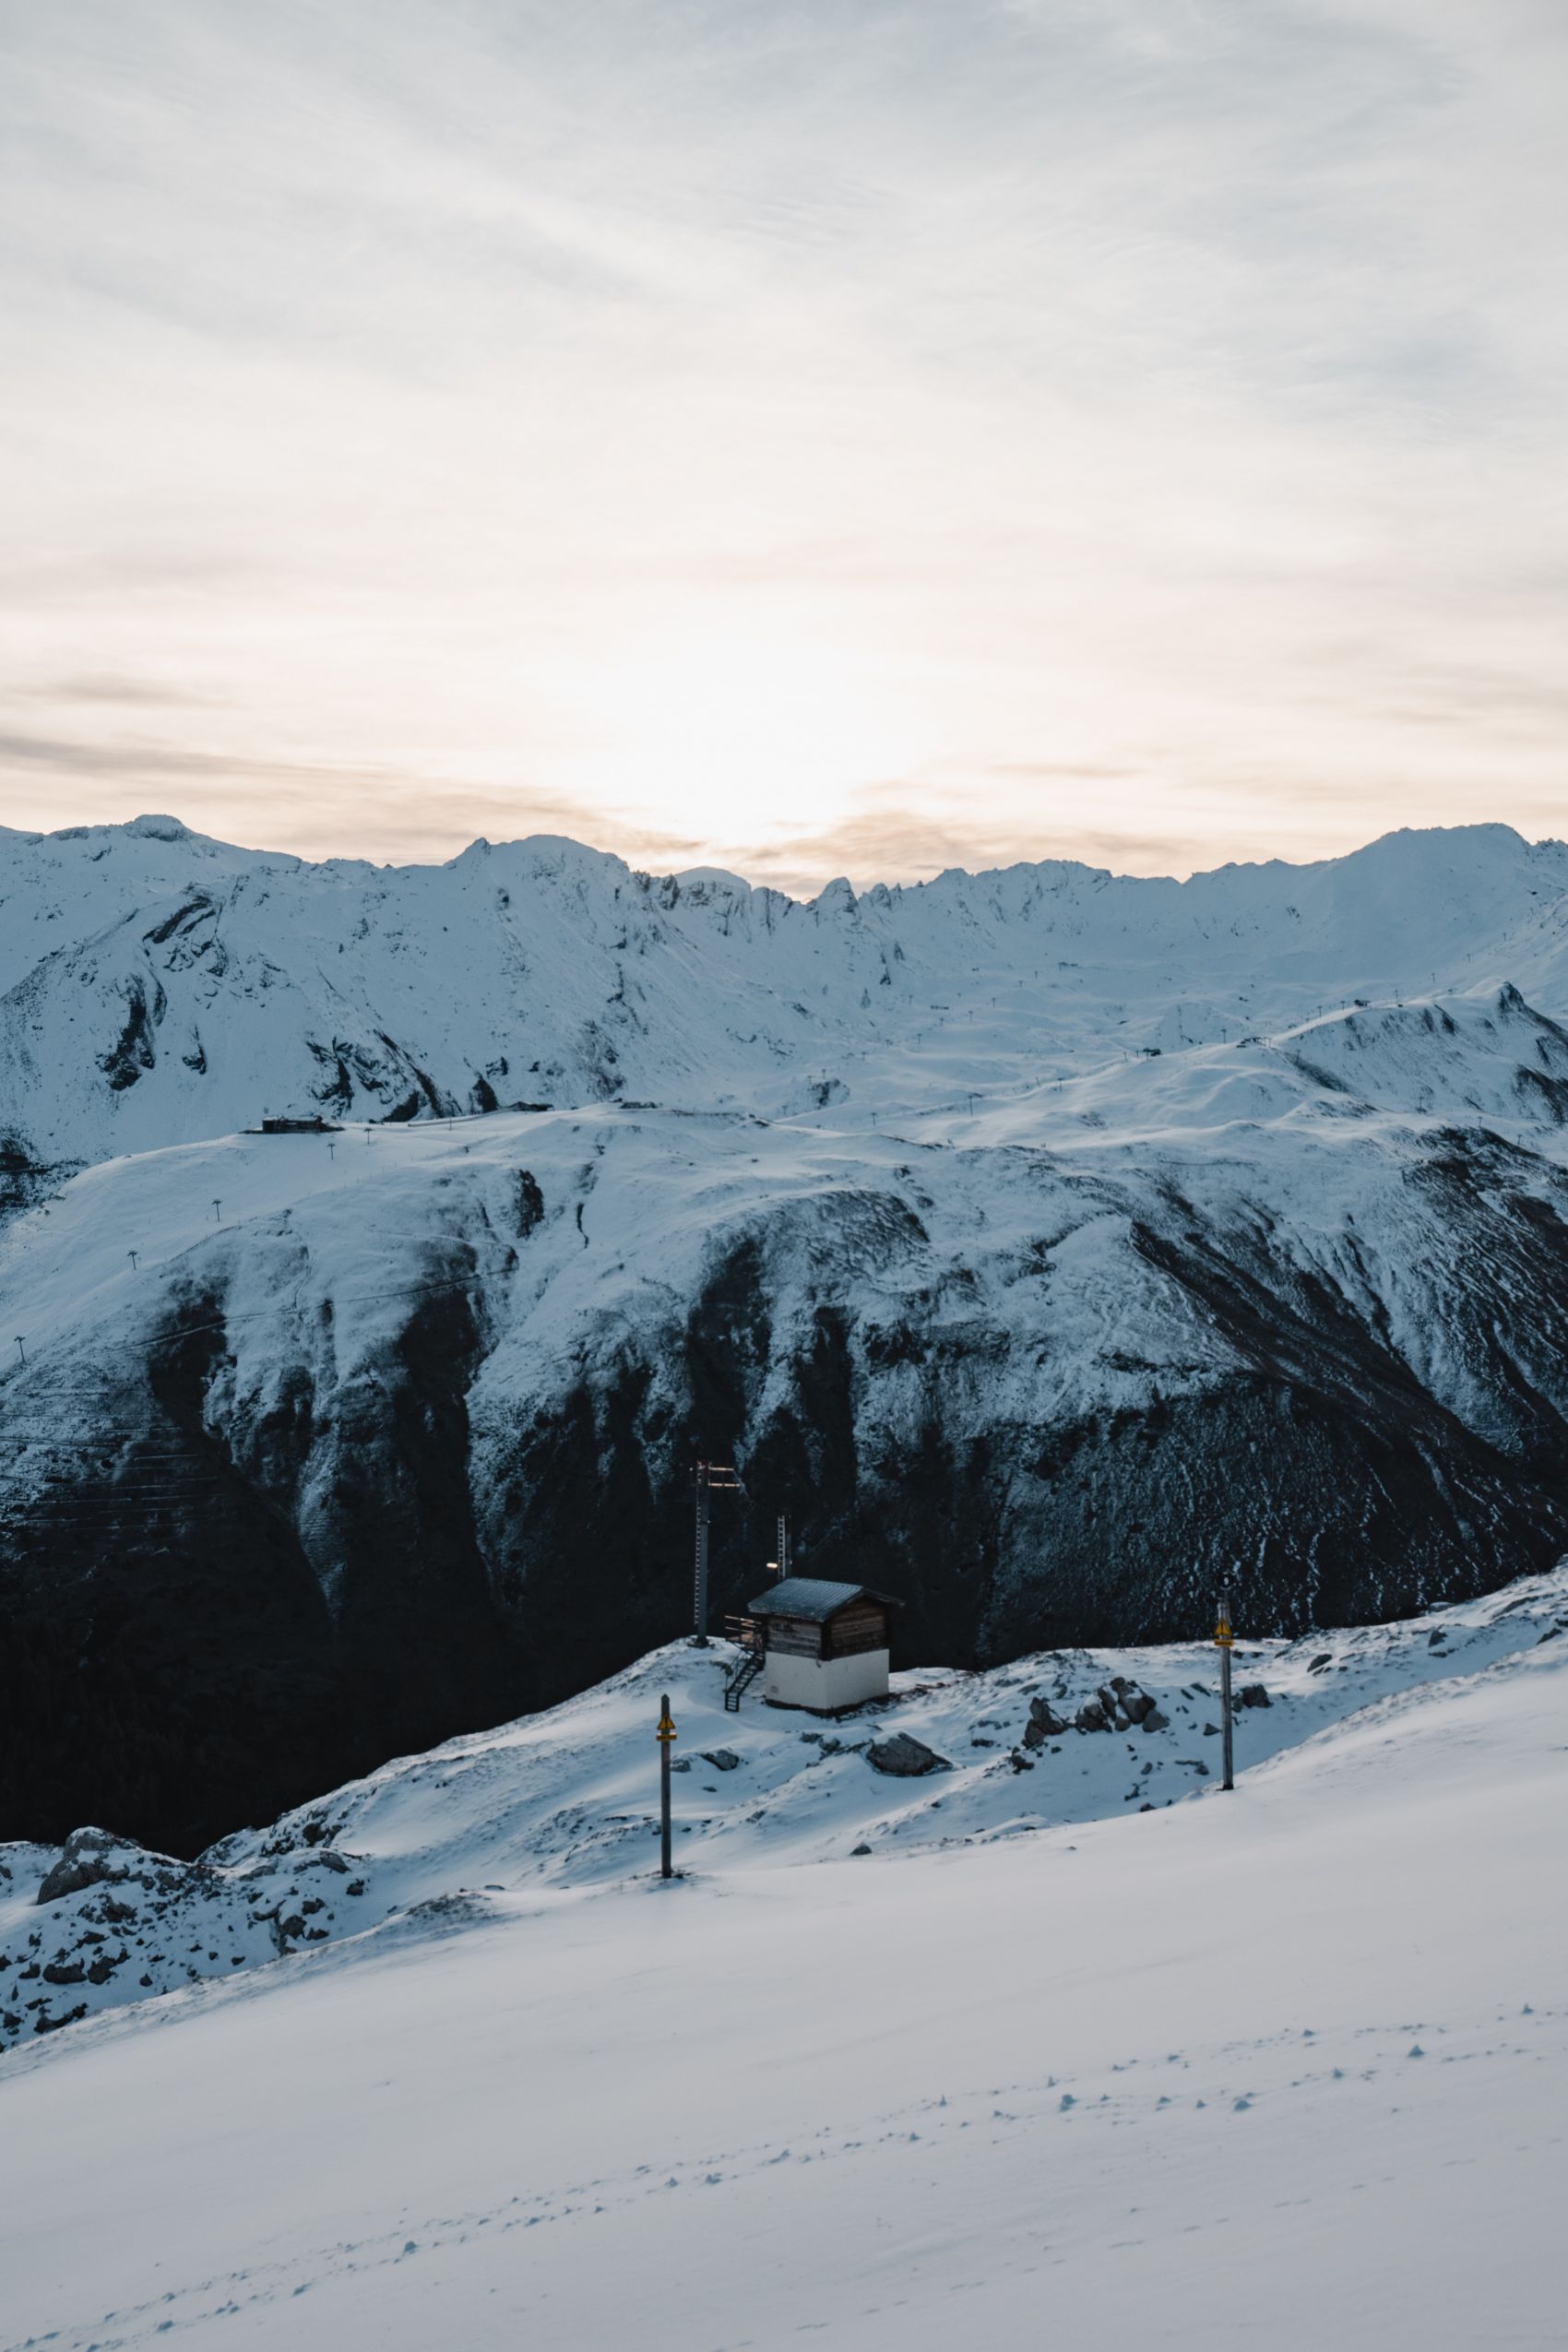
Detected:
left=691, top=1456, right=742, bottom=1645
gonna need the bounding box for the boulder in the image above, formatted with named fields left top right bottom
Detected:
left=865, top=1733, right=949, bottom=1778
left=1238, top=1684, right=1271, bottom=1709
left=1140, top=1708, right=1170, bottom=1733
left=1021, top=1697, right=1067, bottom=1749
left=1122, top=1692, right=1155, bottom=1725
left=36, top=1827, right=133, bottom=1906
left=1075, top=1702, right=1110, bottom=1732
left=700, top=1750, right=741, bottom=1772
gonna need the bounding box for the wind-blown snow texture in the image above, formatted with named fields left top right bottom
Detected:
left=4, top=814, right=1568, bottom=1849
left=2, top=1579, right=1564, bottom=2348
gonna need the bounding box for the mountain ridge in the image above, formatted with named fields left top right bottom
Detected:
left=5, top=814, right=1568, bottom=1187
left=4, top=815, right=1568, bottom=1852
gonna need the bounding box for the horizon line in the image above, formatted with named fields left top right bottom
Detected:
left=3, top=809, right=1557, bottom=905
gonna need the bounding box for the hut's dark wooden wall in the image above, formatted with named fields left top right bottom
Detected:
left=823, top=1600, right=888, bottom=1659
left=764, top=1616, right=827, bottom=1658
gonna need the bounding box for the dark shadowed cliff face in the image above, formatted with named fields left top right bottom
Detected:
left=5, top=1092, right=1568, bottom=1855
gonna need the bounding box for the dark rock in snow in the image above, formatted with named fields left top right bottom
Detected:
left=37, top=1827, right=137, bottom=1906
left=1075, top=1703, right=1110, bottom=1732
left=700, top=1750, right=741, bottom=1772
left=1140, top=1708, right=1170, bottom=1732
left=1021, top=1696, right=1068, bottom=1748
left=1238, top=1683, right=1271, bottom=1708
left=866, top=1733, right=949, bottom=1777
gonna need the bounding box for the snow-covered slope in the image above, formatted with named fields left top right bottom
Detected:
left=2, top=1585, right=1563, bottom=2349
left=3, top=1565, right=1561, bottom=2054
left=5, top=814, right=1568, bottom=1855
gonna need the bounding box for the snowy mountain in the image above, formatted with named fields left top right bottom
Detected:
left=5, top=812, right=1568, bottom=1186
left=4, top=815, right=1568, bottom=1853
left=2, top=1578, right=1563, bottom=2348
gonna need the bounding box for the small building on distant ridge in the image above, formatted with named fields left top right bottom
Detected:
left=742, top=1578, right=898, bottom=1713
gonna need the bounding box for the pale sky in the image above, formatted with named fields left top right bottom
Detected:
left=2, top=0, right=1565, bottom=889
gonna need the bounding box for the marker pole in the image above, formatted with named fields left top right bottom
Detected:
left=657, top=1693, right=675, bottom=1878
left=1217, top=1590, right=1235, bottom=1792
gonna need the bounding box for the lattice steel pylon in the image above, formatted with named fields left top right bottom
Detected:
left=692, top=1456, right=742, bottom=1645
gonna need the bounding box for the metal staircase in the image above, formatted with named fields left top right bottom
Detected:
left=722, top=1614, right=765, bottom=1712
left=722, top=1651, right=765, bottom=1712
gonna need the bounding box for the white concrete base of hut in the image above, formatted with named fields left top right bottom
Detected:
left=763, top=1647, right=891, bottom=1714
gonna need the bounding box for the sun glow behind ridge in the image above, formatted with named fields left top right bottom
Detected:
left=2, top=3, right=1567, bottom=884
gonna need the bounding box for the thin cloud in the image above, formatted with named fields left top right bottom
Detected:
left=2, top=2, right=1566, bottom=874
left=0, top=729, right=708, bottom=868
left=18, top=675, right=230, bottom=709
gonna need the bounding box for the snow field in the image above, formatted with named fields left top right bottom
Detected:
left=1, top=1627, right=1563, bottom=2349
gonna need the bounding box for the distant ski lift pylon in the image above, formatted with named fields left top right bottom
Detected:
left=691, top=1455, right=742, bottom=1646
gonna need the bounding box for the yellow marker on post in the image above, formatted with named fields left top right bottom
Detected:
left=1214, top=1594, right=1235, bottom=1788
left=658, top=1693, right=675, bottom=1877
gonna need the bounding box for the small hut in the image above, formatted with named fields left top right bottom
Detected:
left=742, top=1577, right=898, bottom=1714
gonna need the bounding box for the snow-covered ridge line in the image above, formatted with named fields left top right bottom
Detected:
left=4, top=814, right=1567, bottom=1181
left=3, top=1566, right=1562, bottom=2055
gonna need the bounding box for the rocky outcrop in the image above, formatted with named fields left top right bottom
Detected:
left=866, top=1733, right=950, bottom=1777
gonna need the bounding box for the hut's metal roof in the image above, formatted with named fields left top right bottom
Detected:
left=746, top=1577, right=899, bottom=1621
